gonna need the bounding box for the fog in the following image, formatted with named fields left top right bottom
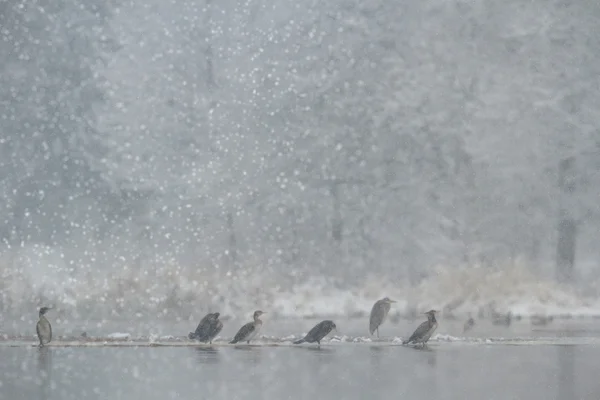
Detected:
left=1, top=0, right=600, bottom=321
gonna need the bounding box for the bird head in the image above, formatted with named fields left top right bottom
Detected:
left=424, top=309, right=438, bottom=316
left=39, top=307, right=52, bottom=316
left=212, top=312, right=220, bottom=319
left=382, top=297, right=397, bottom=303
left=327, top=321, right=338, bottom=335
left=254, top=310, right=265, bottom=318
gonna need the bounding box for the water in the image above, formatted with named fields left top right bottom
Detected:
left=1, top=342, right=599, bottom=399
left=1, top=319, right=600, bottom=399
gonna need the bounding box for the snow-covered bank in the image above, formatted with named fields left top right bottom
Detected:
left=2, top=258, right=599, bottom=319
left=2, top=333, right=600, bottom=347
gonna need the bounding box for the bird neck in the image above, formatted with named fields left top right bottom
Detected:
left=254, top=316, right=262, bottom=324
left=428, top=314, right=437, bottom=324
left=39, top=314, right=48, bottom=321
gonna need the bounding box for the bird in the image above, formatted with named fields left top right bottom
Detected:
left=463, top=313, right=475, bottom=333
left=189, top=312, right=223, bottom=344
left=294, top=320, right=337, bottom=346
left=36, top=307, right=53, bottom=347
left=369, top=297, right=396, bottom=338
left=403, top=309, right=438, bottom=347
left=229, top=310, right=265, bottom=344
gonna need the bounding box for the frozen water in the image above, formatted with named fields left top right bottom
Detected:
left=1, top=335, right=598, bottom=400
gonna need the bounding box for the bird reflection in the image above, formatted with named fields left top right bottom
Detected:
left=231, top=345, right=262, bottom=351
left=369, top=345, right=385, bottom=374
left=407, top=344, right=435, bottom=352
left=557, top=345, right=575, bottom=400
left=37, top=346, right=52, bottom=400
left=231, top=345, right=263, bottom=365
left=426, top=349, right=437, bottom=367
left=370, top=345, right=385, bottom=354
left=407, top=343, right=437, bottom=366
left=303, top=345, right=335, bottom=355
left=193, top=347, right=219, bottom=365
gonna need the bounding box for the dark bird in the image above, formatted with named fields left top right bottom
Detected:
left=189, top=312, right=223, bottom=344
left=229, top=310, right=265, bottom=344
left=369, top=297, right=396, bottom=338
left=294, top=320, right=337, bottom=346
left=463, top=313, right=475, bottom=333
left=36, top=307, right=53, bottom=347
left=403, top=309, right=438, bottom=347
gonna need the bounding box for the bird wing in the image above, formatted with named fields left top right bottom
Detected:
left=305, top=321, right=325, bottom=341
left=36, top=321, right=42, bottom=342
left=369, top=301, right=383, bottom=334
left=194, top=314, right=214, bottom=340
left=305, top=321, right=324, bottom=339
left=210, top=320, right=224, bottom=339
left=232, top=322, right=255, bottom=343
left=406, top=321, right=429, bottom=343
left=196, top=314, right=213, bottom=341
left=36, top=319, right=51, bottom=344
left=369, top=301, right=390, bottom=334
left=306, top=321, right=334, bottom=342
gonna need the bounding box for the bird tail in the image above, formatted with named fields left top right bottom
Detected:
left=188, top=332, right=196, bottom=340
left=293, top=339, right=305, bottom=345
left=229, top=339, right=238, bottom=344
left=402, top=340, right=409, bottom=345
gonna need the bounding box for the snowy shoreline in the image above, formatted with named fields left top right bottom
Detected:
left=2, top=262, right=599, bottom=320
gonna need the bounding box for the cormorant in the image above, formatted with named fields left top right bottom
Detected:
left=403, top=309, right=438, bottom=347
left=36, top=307, right=52, bottom=347
left=463, top=313, right=475, bottom=333
left=189, top=312, right=223, bottom=344
left=294, top=320, right=336, bottom=346
left=369, top=297, right=396, bottom=337
left=229, top=310, right=265, bottom=344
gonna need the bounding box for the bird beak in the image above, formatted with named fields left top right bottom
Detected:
left=390, top=300, right=397, bottom=303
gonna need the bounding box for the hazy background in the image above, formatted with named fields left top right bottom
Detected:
left=1, top=0, right=600, bottom=322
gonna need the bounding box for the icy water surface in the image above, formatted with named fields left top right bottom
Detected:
left=1, top=342, right=600, bottom=400
left=1, top=319, right=600, bottom=399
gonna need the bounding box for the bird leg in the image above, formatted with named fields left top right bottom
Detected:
left=377, top=328, right=379, bottom=338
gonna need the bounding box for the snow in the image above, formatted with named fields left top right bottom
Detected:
left=2, top=261, right=600, bottom=320
left=2, top=0, right=600, bottom=341
left=107, top=332, right=131, bottom=340
left=271, top=265, right=600, bottom=319
left=2, top=333, right=599, bottom=347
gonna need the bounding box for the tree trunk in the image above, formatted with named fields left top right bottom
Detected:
left=227, top=211, right=238, bottom=267
left=330, top=182, right=342, bottom=242
left=556, top=156, right=577, bottom=283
